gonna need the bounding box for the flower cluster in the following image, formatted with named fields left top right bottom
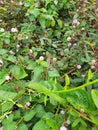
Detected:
left=72, top=19, right=80, bottom=28
left=67, top=37, right=72, bottom=47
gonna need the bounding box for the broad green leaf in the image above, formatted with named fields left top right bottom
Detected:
left=7, top=55, right=16, bottom=63
left=10, top=65, right=28, bottom=80
left=17, top=123, right=28, bottom=130
left=24, top=109, right=36, bottom=122
left=0, top=49, right=8, bottom=55
left=48, top=69, right=60, bottom=78
left=2, top=122, right=16, bottom=130
left=28, top=82, right=50, bottom=94
left=2, top=101, right=13, bottom=113
left=33, top=66, right=43, bottom=81
left=0, top=90, right=17, bottom=100
left=72, top=118, right=80, bottom=127
left=91, top=90, right=98, bottom=108
left=0, top=70, right=7, bottom=85
left=32, top=120, right=49, bottom=130
left=65, top=89, right=95, bottom=112
left=49, top=93, right=67, bottom=107
left=39, top=18, right=46, bottom=28
left=32, top=9, right=40, bottom=18
left=35, top=104, right=46, bottom=118
left=4, top=38, right=10, bottom=44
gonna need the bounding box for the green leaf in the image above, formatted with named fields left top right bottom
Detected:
left=91, top=90, right=98, bottom=108
left=72, top=118, right=80, bottom=127
left=48, top=69, right=60, bottom=78
left=65, top=74, right=70, bottom=87
left=65, top=89, right=95, bottom=112
left=24, top=109, right=36, bottom=122
left=0, top=49, right=8, bottom=55
left=57, top=19, right=63, bottom=28
left=32, top=8, right=40, bottom=18
left=39, top=18, right=46, bottom=29
left=35, top=104, right=46, bottom=118
left=2, top=101, right=13, bottom=113
left=0, top=70, right=7, bottom=85
left=2, top=114, right=14, bottom=125
left=17, top=123, right=28, bottom=130
left=10, top=65, right=28, bottom=80
left=0, top=90, right=17, bottom=100
left=7, top=55, right=16, bottom=63
left=87, top=69, right=93, bottom=82
left=49, top=93, right=67, bottom=107
left=33, top=66, right=43, bottom=81
left=32, top=120, right=49, bottom=130
left=2, top=122, right=16, bottom=130
left=28, top=82, right=50, bottom=94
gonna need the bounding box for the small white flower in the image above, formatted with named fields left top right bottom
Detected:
left=39, top=56, right=44, bottom=61
left=80, top=109, right=84, bottom=113
left=53, top=57, right=57, bottom=62
left=73, top=19, right=78, bottom=24
left=77, top=65, right=81, bottom=69
left=0, top=19, right=3, bottom=22
left=19, top=1, right=23, bottom=6
left=60, top=126, right=67, bottom=130
left=17, top=33, right=22, bottom=41
left=73, top=43, right=77, bottom=46
left=60, top=110, right=65, bottom=115
left=66, top=120, right=71, bottom=125
left=16, top=44, right=20, bottom=48
left=91, top=65, right=95, bottom=69
left=9, top=50, right=15, bottom=55
left=82, top=74, right=85, bottom=78
left=5, top=75, right=11, bottom=81
left=0, top=60, right=3, bottom=64
left=68, top=43, right=72, bottom=47
left=0, top=28, right=4, bottom=32
left=25, top=102, right=31, bottom=107
left=91, top=59, right=96, bottom=65
left=73, top=19, right=80, bottom=26
left=81, top=28, right=85, bottom=30
left=11, top=27, right=18, bottom=32
left=26, top=36, right=29, bottom=39
left=29, top=49, right=33, bottom=54
left=67, top=37, right=71, bottom=42
left=72, top=25, right=76, bottom=28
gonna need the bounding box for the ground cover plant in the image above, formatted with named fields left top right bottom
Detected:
left=0, top=0, right=98, bottom=130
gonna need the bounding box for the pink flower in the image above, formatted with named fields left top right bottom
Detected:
left=68, top=43, right=72, bottom=47
left=72, top=19, right=80, bottom=26
left=77, top=65, right=81, bottom=69
left=39, top=56, right=44, bottom=61
left=60, top=126, right=67, bottom=130
left=67, top=37, right=71, bottom=42
left=11, top=28, right=18, bottom=32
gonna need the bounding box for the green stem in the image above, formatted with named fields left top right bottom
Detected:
left=73, top=108, right=97, bottom=125
left=53, top=78, right=98, bottom=93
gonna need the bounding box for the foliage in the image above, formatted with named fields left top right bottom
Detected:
left=0, top=0, right=98, bottom=130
